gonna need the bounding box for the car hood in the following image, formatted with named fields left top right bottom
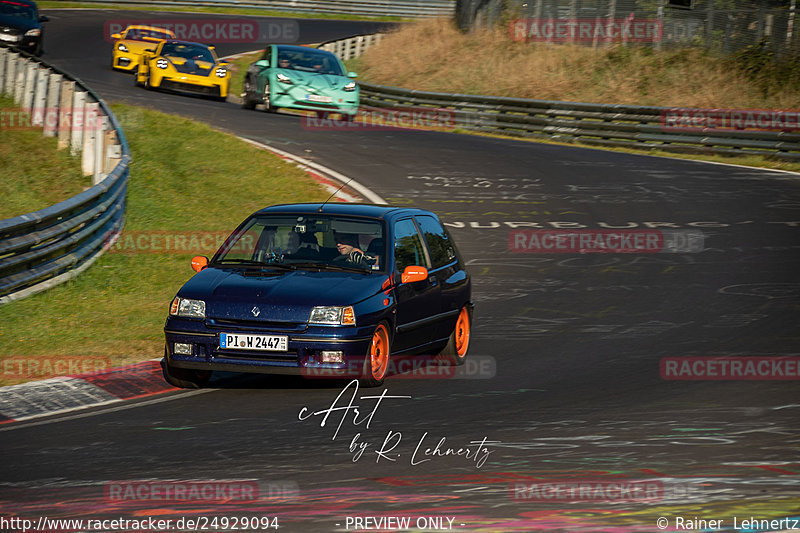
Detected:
left=279, top=69, right=351, bottom=92
left=0, top=15, right=37, bottom=32
left=119, top=38, right=164, bottom=54
left=179, top=267, right=386, bottom=322
left=167, top=56, right=215, bottom=75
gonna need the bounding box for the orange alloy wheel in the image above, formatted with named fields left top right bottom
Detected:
left=455, top=307, right=470, bottom=358
left=370, top=324, right=390, bottom=381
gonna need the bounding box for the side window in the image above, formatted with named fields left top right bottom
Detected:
left=394, top=219, right=428, bottom=272
left=415, top=215, right=457, bottom=269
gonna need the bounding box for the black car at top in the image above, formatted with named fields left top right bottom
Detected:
left=163, top=203, right=473, bottom=388
left=0, top=0, right=46, bottom=55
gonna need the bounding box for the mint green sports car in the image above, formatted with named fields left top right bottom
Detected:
left=241, top=44, right=359, bottom=120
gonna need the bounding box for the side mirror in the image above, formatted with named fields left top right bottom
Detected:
left=401, top=265, right=428, bottom=283
left=191, top=256, right=209, bottom=272
left=347, top=71, right=358, bottom=79
left=255, top=59, right=270, bottom=68
left=110, top=32, right=122, bottom=40
left=39, top=15, right=49, bottom=22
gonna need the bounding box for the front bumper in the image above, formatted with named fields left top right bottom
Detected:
left=112, top=51, right=140, bottom=71
left=271, top=87, right=359, bottom=116
left=164, top=318, right=373, bottom=378
left=0, top=34, right=40, bottom=53
left=155, top=74, right=229, bottom=98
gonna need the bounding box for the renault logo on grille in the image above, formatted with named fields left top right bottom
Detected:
left=251, top=306, right=261, bottom=317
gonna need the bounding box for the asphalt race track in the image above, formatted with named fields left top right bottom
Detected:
left=1, top=9, right=799, bottom=533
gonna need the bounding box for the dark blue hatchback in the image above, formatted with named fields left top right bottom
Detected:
left=162, top=203, right=472, bottom=388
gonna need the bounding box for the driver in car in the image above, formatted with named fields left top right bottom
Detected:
left=334, top=233, right=377, bottom=268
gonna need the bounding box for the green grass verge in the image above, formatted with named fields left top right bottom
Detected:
left=39, top=1, right=410, bottom=21
left=0, top=95, right=90, bottom=219
left=0, top=103, right=329, bottom=385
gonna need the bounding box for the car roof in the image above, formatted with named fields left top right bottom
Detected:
left=253, top=203, right=438, bottom=221
left=274, top=44, right=332, bottom=54
left=123, top=25, right=176, bottom=34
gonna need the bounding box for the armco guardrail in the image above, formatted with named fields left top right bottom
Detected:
left=319, top=34, right=385, bottom=60
left=321, top=34, right=800, bottom=161
left=54, top=0, right=455, bottom=18
left=358, top=83, right=800, bottom=160
left=0, top=45, right=130, bottom=304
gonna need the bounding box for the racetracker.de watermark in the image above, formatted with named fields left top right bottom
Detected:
left=0, top=107, right=105, bottom=132
left=104, top=18, right=299, bottom=43
left=104, top=480, right=298, bottom=502
left=509, top=229, right=704, bottom=253
left=1, top=356, right=111, bottom=379
left=661, top=108, right=800, bottom=133
left=661, top=356, right=800, bottom=380
left=509, top=18, right=663, bottom=43
left=510, top=479, right=663, bottom=502
left=300, top=106, right=464, bottom=132
left=104, top=230, right=253, bottom=255
left=301, top=355, right=496, bottom=380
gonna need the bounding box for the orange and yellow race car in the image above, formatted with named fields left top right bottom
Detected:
left=111, top=25, right=176, bottom=71
left=135, top=40, right=230, bottom=100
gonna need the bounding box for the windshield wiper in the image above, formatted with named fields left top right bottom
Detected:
left=211, top=259, right=296, bottom=270
left=292, top=262, right=369, bottom=273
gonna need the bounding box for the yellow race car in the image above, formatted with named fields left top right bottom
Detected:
left=111, top=25, right=176, bottom=71
left=135, top=40, right=230, bottom=101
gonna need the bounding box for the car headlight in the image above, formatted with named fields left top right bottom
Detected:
left=117, top=42, right=129, bottom=52
left=276, top=72, right=293, bottom=84
left=24, top=28, right=41, bottom=37
left=170, top=297, right=206, bottom=318
left=215, top=67, right=227, bottom=78
left=156, top=58, right=169, bottom=69
left=343, top=81, right=357, bottom=92
left=309, top=306, right=355, bottom=326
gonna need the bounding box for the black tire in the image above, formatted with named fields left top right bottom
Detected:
left=436, top=306, right=471, bottom=366
left=134, top=68, right=143, bottom=87
left=161, top=358, right=211, bottom=389
left=262, top=83, right=275, bottom=113
left=241, top=77, right=256, bottom=110
left=360, top=322, right=391, bottom=387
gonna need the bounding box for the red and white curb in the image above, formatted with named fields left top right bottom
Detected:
left=0, top=360, right=172, bottom=424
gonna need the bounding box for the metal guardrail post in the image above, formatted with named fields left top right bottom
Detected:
left=13, top=56, right=25, bottom=102
left=57, top=80, right=75, bottom=150
left=32, top=66, right=48, bottom=126
left=43, top=73, right=62, bottom=137
left=82, top=101, right=99, bottom=176
left=71, top=90, right=86, bottom=157
left=22, top=61, right=36, bottom=112
left=0, top=48, right=6, bottom=90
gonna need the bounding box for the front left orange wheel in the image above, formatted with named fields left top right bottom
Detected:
left=361, top=323, right=390, bottom=387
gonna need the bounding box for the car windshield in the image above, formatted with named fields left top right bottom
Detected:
left=161, top=43, right=215, bottom=63
left=212, top=215, right=386, bottom=273
left=125, top=28, right=173, bottom=41
left=275, top=48, right=344, bottom=76
left=0, top=0, right=36, bottom=19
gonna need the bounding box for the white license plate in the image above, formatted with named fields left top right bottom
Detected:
left=306, top=94, right=332, bottom=103
left=0, top=34, right=20, bottom=43
left=220, top=333, right=288, bottom=351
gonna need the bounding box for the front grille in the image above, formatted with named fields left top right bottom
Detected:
left=207, top=318, right=306, bottom=333
left=214, top=350, right=298, bottom=363
left=161, top=80, right=220, bottom=96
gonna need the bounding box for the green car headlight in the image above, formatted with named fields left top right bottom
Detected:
left=276, top=73, right=293, bottom=84
left=309, top=306, right=355, bottom=326
left=343, top=81, right=357, bottom=92
left=170, top=297, right=206, bottom=318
